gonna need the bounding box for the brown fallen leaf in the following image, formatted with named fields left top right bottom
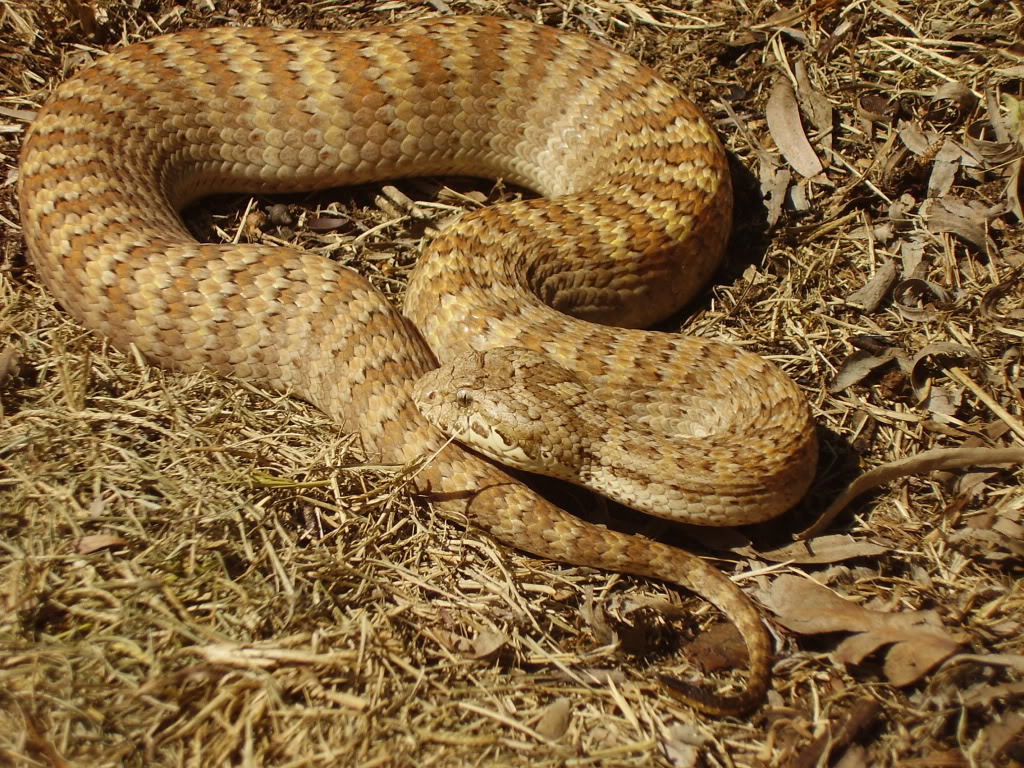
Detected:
left=661, top=722, right=705, bottom=768
left=931, top=81, right=978, bottom=113
left=981, top=267, right=1024, bottom=320
left=892, top=277, right=953, bottom=322
left=763, top=575, right=964, bottom=686
left=923, top=196, right=995, bottom=255
left=964, top=681, right=1024, bottom=708
left=744, top=534, right=887, bottom=565
left=928, top=140, right=963, bottom=198
left=534, top=698, right=571, bottom=742
left=77, top=534, right=129, bottom=554
left=949, top=652, right=1024, bottom=673
left=857, top=93, right=897, bottom=124
left=684, top=621, right=748, bottom=673
left=793, top=59, right=833, bottom=155
left=978, top=712, right=1024, bottom=766
left=579, top=587, right=617, bottom=644
left=899, top=121, right=941, bottom=156
left=1005, top=158, right=1024, bottom=222
left=469, top=630, right=510, bottom=660
left=900, top=235, right=927, bottom=277
left=845, top=257, right=898, bottom=313
left=758, top=152, right=792, bottom=227
left=307, top=213, right=350, bottom=231
left=967, top=99, right=1018, bottom=158
left=908, top=342, right=980, bottom=402
left=830, top=348, right=902, bottom=394
left=766, top=77, right=824, bottom=178
left=0, top=346, right=21, bottom=387
left=790, top=698, right=881, bottom=768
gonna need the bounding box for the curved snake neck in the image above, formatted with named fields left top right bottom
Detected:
left=18, top=16, right=817, bottom=715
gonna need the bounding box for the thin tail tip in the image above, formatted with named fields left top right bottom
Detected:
left=656, top=671, right=770, bottom=717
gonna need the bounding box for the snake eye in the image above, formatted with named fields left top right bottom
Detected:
left=456, top=389, right=472, bottom=407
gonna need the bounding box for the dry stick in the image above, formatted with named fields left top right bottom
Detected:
left=944, top=366, right=1024, bottom=443
left=788, top=698, right=882, bottom=768
left=798, top=446, right=1024, bottom=539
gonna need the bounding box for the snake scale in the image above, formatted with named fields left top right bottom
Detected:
left=18, top=16, right=818, bottom=715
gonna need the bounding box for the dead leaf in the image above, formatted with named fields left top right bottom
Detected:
left=1006, top=159, right=1024, bottom=222
left=469, top=630, right=509, bottom=660
left=846, top=258, right=898, bottom=312
left=923, top=197, right=994, bottom=255
left=661, top=722, right=705, bottom=768
left=790, top=699, right=881, bottom=768
left=950, top=526, right=1024, bottom=559
left=684, top=621, right=748, bottom=673
left=766, top=78, right=824, bottom=178
left=748, top=534, right=887, bottom=564
left=899, top=122, right=941, bottom=156
left=922, top=385, right=961, bottom=419
left=856, top=93, right=897, bottom=124
left=955, top=652, right=1024, bottom=706
left=979, top=712, right=1024, bottom=765
left=931, top=81, right=979, bottom=113
left=817, top=12, right=859, bottom=59
left=77, top=534, right=129, bottom=554
left=307, top=213, right=350, bottom=231
left=763, top=575, right=964, bottom=686
left=993, top=515, right=1023, bottom=540
left=893, top=277, right=952, bottom=322
left=579, top=588, right=616, bottom=644
left=965, top=119, right=1020, bottom=166
left=964, top=681, right=1024, bottom=708
left=790, top=178, right=813, bottom=212
left=928, top=141, right=964, bottom=198
left=794, top=59, right=833, bottom=154
left=900, top=236, right=926, bottom=276
left=948, top=652, right=1024, bottom=673
left=0, top=346, right=20, bottom=387
left=621, top=2, right=658, bottom=26
left=830, top=349, right=900, bottom=394
left=759, top=152, right=791, bottom=226
left=534, top=698, right=571, bottom=741
left=909, top=342, right=980, bottom=402
left=981, top=267, right=1024, bottom=320
left=866, top=631, right=958, bottom=687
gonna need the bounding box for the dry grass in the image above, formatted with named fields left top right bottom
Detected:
left=1, top=1, right=1022, bottom=766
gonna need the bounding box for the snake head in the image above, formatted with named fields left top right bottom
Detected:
left=411, top=346, right=589, bottom=480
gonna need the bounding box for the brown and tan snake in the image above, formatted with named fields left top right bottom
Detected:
left=18, top=16, right=818, bottom=715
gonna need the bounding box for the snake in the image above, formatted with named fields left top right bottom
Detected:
left=17, top=16, right=818, bottom=715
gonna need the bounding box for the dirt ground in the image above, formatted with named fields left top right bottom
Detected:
left=1, top=1, right=1022, bottom=766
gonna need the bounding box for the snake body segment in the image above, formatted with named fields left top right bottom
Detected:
left=18, top=16, right=817, bottom=715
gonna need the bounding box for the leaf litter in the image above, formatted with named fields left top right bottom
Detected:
left=761, top=574, right=965, bottom=687
left=1, top=1, right=1022, bottom=767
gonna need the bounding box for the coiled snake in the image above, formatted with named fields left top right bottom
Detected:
left=18, top=16, right=818, bottom=714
